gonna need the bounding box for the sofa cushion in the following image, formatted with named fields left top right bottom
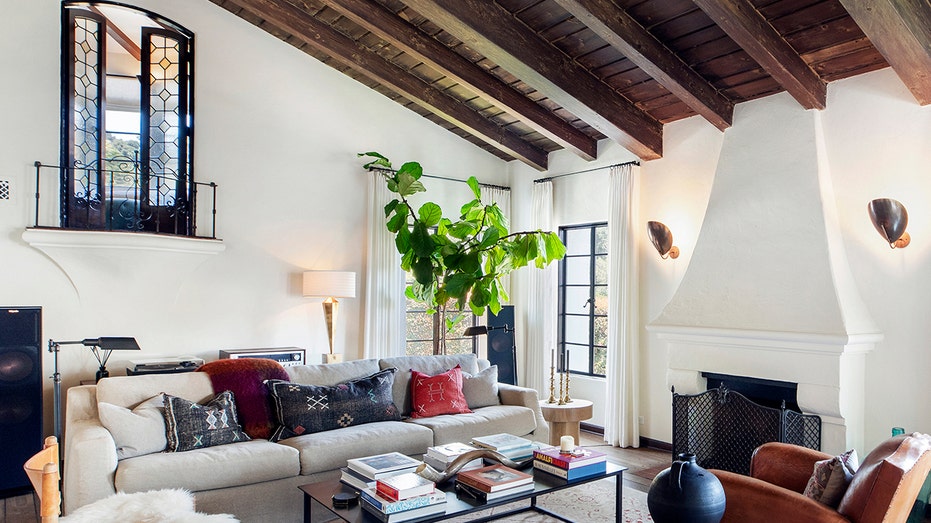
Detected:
left=462, top=366, right=500, bottom=410
left=405, top=405, right=537, bottom=445
left=115, top=439, right=299, bottom=493
left=278, top=421, right=434, bottom=475
left=379, top=354, right=480, bottom=416
left=97, top=372, right=214, bottom=408
left=164, top=391, right=251, bottom=452
left=287, top=359, right=381, bottom=386
left=98, top=394, right=167, bottom=460
left=267, top=368, right=400, bottom=441
left=410, top=365, right=471, bottom=418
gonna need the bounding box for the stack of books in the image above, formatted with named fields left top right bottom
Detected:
left=360, top=472, right=447, bottom=522
left=340, top=452, right=421, bottom=491
left=454, top=464, right=534, bottom=502
left=532, top=445, right=607, bottom=480
left=471, top=433, right=538, bottom=460
left=423, top=442, right=483, bottom=472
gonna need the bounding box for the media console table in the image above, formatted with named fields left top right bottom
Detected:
left=300, top=462, right=626, bottom=523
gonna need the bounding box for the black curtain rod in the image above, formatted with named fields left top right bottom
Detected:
left=533, top=160, right=640, bottom=183
left=368, top=167, right=510, bottom=192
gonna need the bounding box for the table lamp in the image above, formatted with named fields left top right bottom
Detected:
left=303, top=271, right=356, bottom=363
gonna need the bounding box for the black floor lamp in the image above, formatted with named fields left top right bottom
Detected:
left=48, top=337, right=141, bottom=441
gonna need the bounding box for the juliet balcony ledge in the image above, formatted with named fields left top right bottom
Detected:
left=22, top=227, right=225, bottom=255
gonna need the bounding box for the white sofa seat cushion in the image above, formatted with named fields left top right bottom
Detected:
left=278, top=421, right=433, bottom=475
left=115, top=440, right=299, bottom=493
left=405, top=405, right=537, bottom=445
left=287, top=359, right=381, bottom=386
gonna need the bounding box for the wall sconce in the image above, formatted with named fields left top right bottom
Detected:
left=647, top=221, right=680, bottom=259
left=303, top=271, right=356, bottom=364
left=868, top=198, right=910, bottom=249
left=47, top=337, right=141, bottom=440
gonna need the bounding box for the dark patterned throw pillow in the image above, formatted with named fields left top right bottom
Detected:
left=163, top=390, right=251, bottom=452
left=267, top=368, right=401, bottom=441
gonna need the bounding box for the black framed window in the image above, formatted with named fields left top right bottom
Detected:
left=61, top=2, right=194, bottom=235
left=558, top=223, right=608, bottom=377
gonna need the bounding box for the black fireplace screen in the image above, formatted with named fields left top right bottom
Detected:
left=672, top=387, right=821, bottom=475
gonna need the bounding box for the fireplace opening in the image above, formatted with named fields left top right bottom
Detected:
left=702, top=372, right=800, bottom=412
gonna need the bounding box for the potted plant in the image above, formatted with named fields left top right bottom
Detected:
left=360, top=152, right=565, bottom=352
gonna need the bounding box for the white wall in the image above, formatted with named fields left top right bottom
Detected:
left=0, top=0, right=507, bottom=436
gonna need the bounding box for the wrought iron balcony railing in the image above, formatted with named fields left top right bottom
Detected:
left=32, top=158, right=218, bottom=239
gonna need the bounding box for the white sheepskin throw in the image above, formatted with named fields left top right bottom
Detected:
left=62, top=489, right=239, bottom=523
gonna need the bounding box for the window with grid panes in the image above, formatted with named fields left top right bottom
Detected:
left=558, top=223, right=608, bottom=377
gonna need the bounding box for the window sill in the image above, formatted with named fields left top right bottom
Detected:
left=22, top=228, right=225, bottom=254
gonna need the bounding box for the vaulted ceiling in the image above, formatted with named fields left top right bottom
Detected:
left=210, top=0, right=931, bottom=171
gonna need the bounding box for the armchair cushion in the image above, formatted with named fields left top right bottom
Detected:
left=802, top=449, right=858, bottom=507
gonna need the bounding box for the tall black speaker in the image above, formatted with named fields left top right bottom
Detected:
left=487, top=305, right=516, bottom=385
left=0, top=307, right=42, bottom=498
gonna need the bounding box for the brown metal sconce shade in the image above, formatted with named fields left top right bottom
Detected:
left=647, top=221, right=680, bottom=259
left=868, top=198, right=910, bottom=249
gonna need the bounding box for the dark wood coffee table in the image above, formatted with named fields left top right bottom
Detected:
left=300, top=462, right=626, bottom=523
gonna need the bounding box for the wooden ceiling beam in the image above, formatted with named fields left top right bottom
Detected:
left=554, top=0, right=733, bottom=131
left=222, top=0, right=550, bottom=170
left=402, top=0, right=663, bottom=160
left=322, top=0, right=598, bottom=160
left=89, top=5, right=142, bottom=61
left=692, top=0, right=826, bottom=110
left=839, top=0, right=931, bottom=105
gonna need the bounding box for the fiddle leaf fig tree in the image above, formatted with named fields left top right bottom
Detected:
left=360, top=152, right=566, bottom=330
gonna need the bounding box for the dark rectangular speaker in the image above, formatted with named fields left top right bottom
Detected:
left=487, top=305, right=516, bottom=385
left=0, top=307, right=42, bottom=498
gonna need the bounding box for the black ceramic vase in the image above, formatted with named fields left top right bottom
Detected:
left=647, top=453, right=726, bottom=523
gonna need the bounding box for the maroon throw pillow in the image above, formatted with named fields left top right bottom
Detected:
left=409, top=364, right=472, bottom=418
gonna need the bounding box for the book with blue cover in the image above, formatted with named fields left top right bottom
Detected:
left=359, top=487, right=446, bottom=515
left=470, top=433, right=532, bottom=452
left=533, top=459, right=607, bottom=480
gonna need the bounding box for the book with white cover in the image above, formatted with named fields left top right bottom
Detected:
left=347, top=452, right=421, bottom=479
left=470, top=433, right=532, bottom=452
left=359, top=487, right=446, bottom=515
left=426, top=442, right=478, bottom=461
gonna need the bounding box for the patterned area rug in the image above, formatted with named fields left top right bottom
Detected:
left=444, top=477, right=653, bottom=523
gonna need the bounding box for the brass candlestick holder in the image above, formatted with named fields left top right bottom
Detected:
left=562, top=367, right=571, bottom=404
left=558, top=367, right=566, bottom=405
left=548, top=363, right=557, bottom=403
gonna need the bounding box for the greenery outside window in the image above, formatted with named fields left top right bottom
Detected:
left=558, top=223, right=608, bottom=377
left=405, top=277, right=478, bottom=356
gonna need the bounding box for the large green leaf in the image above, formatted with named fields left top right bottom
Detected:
left=460, top=251, right=480, bottom=273
left=386, top=206, right=408, bottom=232
left=395, top=225, right=411, bottom=253
left=467, top=176, right=481, bottom=199
left=358, top=151, right=392, bottom=170
left=397, top=171, right=426, bottom=197
left=418, top=202, right=442, bottom=226
left=411, top=222, right=434, bottom=257
left=412, top=256, right=433, bottom=285
left=447, top=221, right=476, bottom=239
left=544, top=232, right=567, bottom=261
left=397, top=161, right=423, bottom=180
left=445, top=274, right=474, bottom=298
left=384, top=199, right=399, bottom=217
left=479, top=227, right=500, bottom=248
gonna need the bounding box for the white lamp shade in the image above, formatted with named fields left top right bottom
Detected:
left=302, top=271, right=356, bottom=298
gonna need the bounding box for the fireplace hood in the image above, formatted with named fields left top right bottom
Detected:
left=649, top=94, right=882, bottom=454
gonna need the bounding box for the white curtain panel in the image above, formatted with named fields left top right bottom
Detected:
left=525, top=181, right=557, bottom=396
left=363, top=170, right=407, bottom=359
left=604, top=163, right=640, bottom=448
left=479, top=184, right=512, bottom=297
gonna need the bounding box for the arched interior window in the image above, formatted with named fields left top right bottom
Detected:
left=61, top=2, right=194, bottom=235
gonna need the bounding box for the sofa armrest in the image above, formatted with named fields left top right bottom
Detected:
left=497, top=383, right=548, bottom=443
left=711, top=469, right=849, bottom=523
left=750, top=442, right=831, bottom=493
left=63, top=386, right=118, bottom=514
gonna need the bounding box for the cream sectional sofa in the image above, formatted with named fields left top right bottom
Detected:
left=63, top=354, right=547, bottom=522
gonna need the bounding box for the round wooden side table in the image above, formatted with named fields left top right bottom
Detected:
left=540, top=399, right=594, bottom=446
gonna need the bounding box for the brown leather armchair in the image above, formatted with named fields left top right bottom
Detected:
left=710, top=432, right=931, bottom=523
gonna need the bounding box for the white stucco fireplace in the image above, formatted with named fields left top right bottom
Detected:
left=648, top=94, right=882, bottom=455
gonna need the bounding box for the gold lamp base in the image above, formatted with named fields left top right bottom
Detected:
left=322, top=353, right=343, bottom=364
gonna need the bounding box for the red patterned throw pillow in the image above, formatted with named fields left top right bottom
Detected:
left=410, top=364, right=472, bottom=418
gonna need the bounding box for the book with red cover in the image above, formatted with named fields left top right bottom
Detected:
left=533, top=446, right=607, bottom=470
left=375, top=472, right=435, bottom=501
left=455, top=464, right=533, bottom=493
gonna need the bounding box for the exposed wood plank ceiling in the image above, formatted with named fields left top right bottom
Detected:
left=210, top=0, right=931, bottom=171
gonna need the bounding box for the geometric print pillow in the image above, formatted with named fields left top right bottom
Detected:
left=266, top=368, right=400, bottom=442
left=163, top=390, right=251, bottom=452
left=409, top=364, right=472, bottom=419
